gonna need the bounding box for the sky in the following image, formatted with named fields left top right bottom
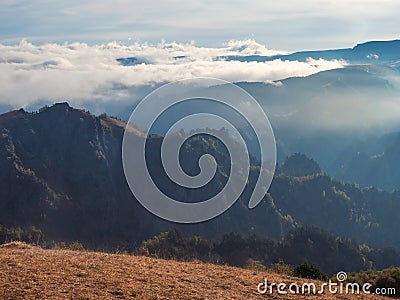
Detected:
left=0, top=0, right=399, bottom=126
left=1, top=0, right=399, bottom=50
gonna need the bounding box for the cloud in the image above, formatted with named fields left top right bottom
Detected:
left=0, top=40, right=345, bottom=108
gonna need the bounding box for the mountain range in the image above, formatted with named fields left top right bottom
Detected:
left=106, top=40, right=400, bottom=191
left=1, top=103, right=400, bottom=253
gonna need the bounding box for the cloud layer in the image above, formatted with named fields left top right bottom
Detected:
left=0, top=39, right=345, bottom=108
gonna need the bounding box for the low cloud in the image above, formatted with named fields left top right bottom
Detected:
left=0, top=39, right=345, bottom=108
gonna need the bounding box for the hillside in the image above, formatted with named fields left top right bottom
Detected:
left=0, top=243, right=386, bottom=299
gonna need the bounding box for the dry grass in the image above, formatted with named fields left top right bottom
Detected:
left=0, top=243, right=388, bottom=299
left=0, top=242, right=34, bottom=250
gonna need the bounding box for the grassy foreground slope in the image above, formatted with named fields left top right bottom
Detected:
left=0, top=243, right=386, bottom=299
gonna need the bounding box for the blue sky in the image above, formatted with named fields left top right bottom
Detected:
left=1, top=0, right=399, bottom=50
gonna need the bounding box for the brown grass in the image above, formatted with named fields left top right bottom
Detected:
left=0, top=243, right=388, bottom=299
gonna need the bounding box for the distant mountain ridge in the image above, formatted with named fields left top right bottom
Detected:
left=219, top=39, right=400, bottom=64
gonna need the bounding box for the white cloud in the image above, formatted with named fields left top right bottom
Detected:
left=0, top=40, right=345, bottom=108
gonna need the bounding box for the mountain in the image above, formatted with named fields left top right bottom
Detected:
left=220, top=40, right=400, bottom=64
left=0, top=103, right=293, bottom=247
left=1, top=103, right=400, bottom=250
left=0, top=103, right=137, bottom=244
